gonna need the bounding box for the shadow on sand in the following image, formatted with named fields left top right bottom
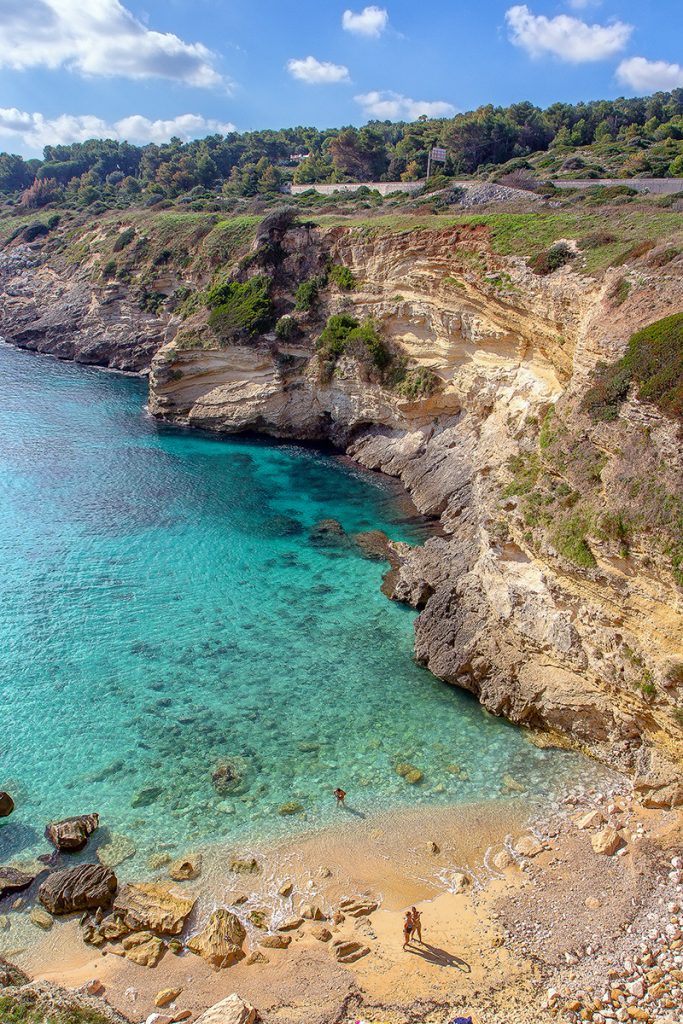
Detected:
left=405, top=941, right=471, bottom=971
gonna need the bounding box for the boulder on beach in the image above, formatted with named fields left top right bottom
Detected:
left=259, top=933, right=290, bottom=949
left=0, top=866, right=37, bottom=899
left=121, top=931, right=165, bottom=968
left=194, top=994, right=256, bottom=1024
left=229, top=857, right=260, bottom=875
left=338, top=897, right=379, bottom=918
left=168, top=854, right=202, bottom=882
left=39, top=864, right=117, bottom=914
left=591, top=827, right=623, bottom=856
left=45, top=813, right=99, bottom=852
left=113, top=883, right=195, bottom=936
left=187, top=909, right=246, bottom=968
left=332, top=938, right=370, bottom=963
left=0, top=793, right=14, bottom=818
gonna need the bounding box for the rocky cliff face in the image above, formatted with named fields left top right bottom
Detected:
left=2, top=218, right=681, bottom=799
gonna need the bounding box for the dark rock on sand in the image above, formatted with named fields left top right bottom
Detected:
left=0, top=866, right=37, bottom=899
left=0, top=793, right=14, bottom=818
left=45, top=813, right=99, bottom=852
left=39, top=864, right=117, bottom=914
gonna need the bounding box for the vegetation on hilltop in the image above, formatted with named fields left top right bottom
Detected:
left=0, top=90, right=681, bottom=215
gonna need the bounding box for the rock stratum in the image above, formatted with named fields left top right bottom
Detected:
left=1, top=209, right=681, bottom=800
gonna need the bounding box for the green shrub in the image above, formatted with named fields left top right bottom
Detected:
left=317, top=314, right=390, bottom=379
left=329, top=264, right=357, bottom=290
left=0, top=991, right=112, bottom=1024
left=395, top=366, right=440, bottom=401
left=501, top=454, right=540, bottom=498
left=275, top=315, right=298, bottom=341
left=22, top=222, right=49, bottom=242
left=530, top=242, right=574, bottom=276
left=552, top=513, right=597, bottom=567
left=206, top=275, right=274, bottom=341
left=101, top=259, right=116, bottom=280
left=610, top=277, right=631, bottom=306
left=112, top=227, right=135, bottom=251
left=138, top=289, right=166, bottom=314
left=582, top=312, right=683, bottom=422
left=294, top=278, right=319, bottom=311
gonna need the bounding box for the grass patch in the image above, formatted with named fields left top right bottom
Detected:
left=329, top=264, right=357, bottom=290
left=552, top=513, right=597, bottom=568
left=0, top=992, right=111, bottom=1024
left=206, top=275, right=274, bottom=342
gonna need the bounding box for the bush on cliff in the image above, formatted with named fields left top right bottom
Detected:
left=206, top=275, right=275, bottom=342
left=582, top=312, right=683, bottom=422
left=317, top=314, right=390, bottom=381
left=112, top=227, right=135, bottom=252
left=329, top=264, right=357, bottom=290
left=529, top=241, right=575, bottom=275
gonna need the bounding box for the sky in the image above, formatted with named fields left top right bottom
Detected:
left=0, top=0, right=681, bottom=157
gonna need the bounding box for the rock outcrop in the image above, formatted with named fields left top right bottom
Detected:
left=0, top=792, right=14, bottom=817
left=194, top=994, right=256, bottom=1024
left=0, top=866, right=37, bottom=899
left=187, top=909, right=246, bottom=967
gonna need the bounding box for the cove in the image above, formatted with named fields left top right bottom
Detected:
left=0, top=342, right=606, bottom=872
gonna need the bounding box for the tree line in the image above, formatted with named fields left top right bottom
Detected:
left=1, top=90, right=682, bottom=208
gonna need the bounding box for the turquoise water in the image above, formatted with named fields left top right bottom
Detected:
left=0, top=342, right=601, bottom=872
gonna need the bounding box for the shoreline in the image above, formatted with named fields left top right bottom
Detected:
left=6, top=784, right=682, bottom=1024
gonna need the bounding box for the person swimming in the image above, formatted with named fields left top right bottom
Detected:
left=402, top=909, right=414, bottom=949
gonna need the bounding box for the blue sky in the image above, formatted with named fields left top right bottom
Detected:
left=0, top=1, right=682, bottom=157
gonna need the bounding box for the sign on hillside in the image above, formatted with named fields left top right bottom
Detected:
left=430, top=147, right=447, bottom=162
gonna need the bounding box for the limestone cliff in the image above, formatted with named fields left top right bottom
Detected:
left=2, top=213, right=681, bottom=800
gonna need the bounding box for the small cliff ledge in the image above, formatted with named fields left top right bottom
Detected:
left=2, top=209, right=681, bottom=799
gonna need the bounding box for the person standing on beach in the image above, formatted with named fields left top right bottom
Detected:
left=402, top=909, right=414, bottom=949
left=411, top=906, right=423, bottom=943
left=333, top=787, right=346, bottom=806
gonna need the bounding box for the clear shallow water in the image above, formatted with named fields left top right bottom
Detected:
left=0, top=343, right=604, bottom=873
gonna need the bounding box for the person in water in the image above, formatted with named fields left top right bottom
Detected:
left=411, top=906, right=423, bottom=943
left=333, top=787, right=346, bottom=806
left=402, top=909, right=414, bottom=949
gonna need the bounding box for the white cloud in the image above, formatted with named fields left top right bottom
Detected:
left=355, top=91, right=456, bottom=120
left=286, top=56, right=350, bottom=84
left=505, top=4, right=631, bottom=63
left=0, top=108, right=236, bottom=150
left=617, top=56, right=683, bottom=93
left=342, top=6, right=389, bottom=38
left=0, top=0, right=227, bottom=89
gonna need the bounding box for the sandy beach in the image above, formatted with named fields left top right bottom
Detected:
left=5, top=779, right=682, bottom=1024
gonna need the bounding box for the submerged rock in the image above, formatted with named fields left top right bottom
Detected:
left=45, top=813, right=99, bottom=852
left=187, top=909, right=246, bottom=968
left=211, top=761, right=243, bottom=795
left=229, top=857, right=260, bottom=875
left=309, top=519, right=346, bottom=546
left=113, top=883, right=195, bottom=935
left=278, top=801, right=303, bottom=816
left=97, top=834, right=137, bottom=869
left=0, top=866, right=37, bottom=899
left=30, top=907, right=54, bottom=930
left=0, top=793, right=14, bottom=818
left=395, top=762, right=423, bottom=784
left=39, top=864, right=117, bottom=914
left=131, top=787, right=163, bottom=809
left=352, top=529, right=394, bottom=562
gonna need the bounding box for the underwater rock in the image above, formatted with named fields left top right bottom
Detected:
left=30, top=907, right=54, bottom=930
left=309, top=519, right=346, bottom=546
left=187, top=909, right=246, bottom=968
left=97, top=834, right=137, bottom=869
left=0, top=793, right=14, bottom=817
left=131, top=787, right=163, bottom=809
left=211, top=761, right=243, bottom=795
left=113, top=883, right=195, bottom=935
left=45, top=813, right=99, bottom=852
left=0, top=955, right=30, bottom=987
left=395, top=762, right=423, bottom=784
left=352, top=529, right=394, bottom=562
left=0, top=866, right=37, bottom=899
left=39, top=864, right=117, bottom=914
left=278, top=801, right=303, bottom=816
